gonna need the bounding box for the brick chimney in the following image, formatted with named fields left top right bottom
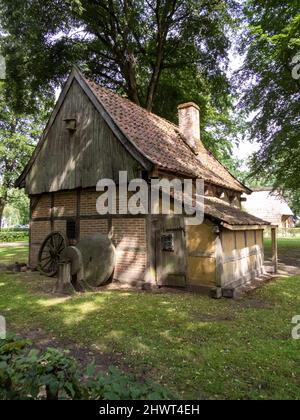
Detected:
left=177, top=102, right=201, bottom=154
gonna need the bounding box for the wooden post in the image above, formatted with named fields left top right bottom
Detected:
left=215, top=235, right=224, bottom=288
left=50, top=193, right=55, bottom=232
left=76, top=188, right=81, bottom=241
left=271, top=226, right=278, bottom=273
left=211, top=233, right=223, bottom=299
left=53, top=262, right=75, bottom=294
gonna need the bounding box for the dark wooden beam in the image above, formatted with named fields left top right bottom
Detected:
left=76, top=188, right=81, bottom=240
left=50, top=193, right=55, bottom=232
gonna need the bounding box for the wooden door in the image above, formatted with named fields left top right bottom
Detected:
left=155, top=215, right=187, bottom=287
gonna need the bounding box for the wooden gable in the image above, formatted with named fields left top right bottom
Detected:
left=24, top=78, right=142, bottom=195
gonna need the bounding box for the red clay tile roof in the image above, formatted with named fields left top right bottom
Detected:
left=204, top=196, right=269, bottom=226
left=86, top=78, right=249, bottom=193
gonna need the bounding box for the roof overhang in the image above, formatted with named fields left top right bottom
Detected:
left=15, top=66, right=153, bottom=189
left=221, top=223, right=270, bottom=231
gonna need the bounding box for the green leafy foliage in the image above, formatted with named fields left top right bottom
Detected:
left=3, top=189, right=30, bottom=227
left=0, top=0, right=242, bottom=167
left=238, top=0, right=300, bottom=200
left=87, top=366, right=172, bottom=400
left=0, top=336, right=172, bottom=400
left=0, top=0, right=237, bottom=109
left=0, top=82, right=50, bottom=228
left=0, top=230, right=28, bottom=242
left=0, top=336, right=85, bottom=399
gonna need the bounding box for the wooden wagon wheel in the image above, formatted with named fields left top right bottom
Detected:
left=38, top=232, right=68, bottom=277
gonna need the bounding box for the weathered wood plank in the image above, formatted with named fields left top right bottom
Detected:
left=215, top=236, right=224, bottom=288
left=25, top=79, right=142, bottom=195
left=221, top=223, right=269, bottom=231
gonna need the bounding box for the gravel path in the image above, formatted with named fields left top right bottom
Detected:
left=0, top=242, right=29, bottom=248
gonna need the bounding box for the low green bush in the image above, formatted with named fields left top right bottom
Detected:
left=0, top=335, right=172, bottom=400
left=86, top=366, right=172, bottom=400
left=0, top=231, right=29, bottom=243
left=0, top=228, right=29, bottom=232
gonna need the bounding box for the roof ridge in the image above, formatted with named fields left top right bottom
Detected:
left=16, top=67, right=250, bottom=193
left=84, top=76, right=250, bottom=193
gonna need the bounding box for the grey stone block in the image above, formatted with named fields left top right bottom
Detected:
left=210, top=287, right=222, bottom=299
left=222, top=287, right=235, bottom=298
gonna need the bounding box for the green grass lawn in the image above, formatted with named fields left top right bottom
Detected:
left=0, top=271, right=300, bottom=399
left=264, top=238, right=300, bottom=253
left=0, top=242, right=29, bottom=266
left=0, top=239, right=300, bottom=399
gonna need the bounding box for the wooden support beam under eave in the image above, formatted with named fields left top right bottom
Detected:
left=221, top=223, right=270, bottom=231
left=271, top=225, right=278, bottom=274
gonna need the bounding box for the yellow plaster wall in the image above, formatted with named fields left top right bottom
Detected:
left=185, top=219, right=216, bottom=287
left=187, top=257, right=216, bottom=286
left=186, top=220, right=215, bottom=254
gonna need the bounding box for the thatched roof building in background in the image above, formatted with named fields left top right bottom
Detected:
left=243, top=188, right=294, bottom=228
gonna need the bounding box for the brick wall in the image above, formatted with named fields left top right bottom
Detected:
left=80, top=190, right=99, bottom=216
left=53, top=220, right=66, bottom=235
left=177, top=103, right=200, bottom=153
left=112, top=218, right=147, bottom=283
left=31, top=195, right=51, bottom=219
left=30, top=244, right=42, bottom=268
left=54, top=191, right=76, bottom=217
left=30, top=220, right=51, bottom=267
left=80, top=219, right=108, bottom=238
left=30, top=191, right=149, bottom=284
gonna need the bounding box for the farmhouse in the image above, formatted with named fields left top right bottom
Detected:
left=16, top=67, right=274, bottom=297
left=243, top=188, right=294, bottom=229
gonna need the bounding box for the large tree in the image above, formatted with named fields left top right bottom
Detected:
left=238, top=0, right=300, bottom=192
left=0, top=0, right=241, bottom=164
left=0, top=82, right=50, bottom=227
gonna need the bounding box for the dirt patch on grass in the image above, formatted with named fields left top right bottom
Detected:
left=192, top=313, right=236, bottom=322
left=12, top=327, right=126, bottom=373
left=234, top=297, right=274, bottom=310
left=0, top=242, right=29, bottom=248
left=265, top=247, right=300, bottom=276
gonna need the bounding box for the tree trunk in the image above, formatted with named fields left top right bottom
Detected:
left=0, top=197, right=6, bottom=230
left=146, top=53, right=164, bottom=111
left=117, top=60, right=140, bottom=106
left=146, top=0, right=177, bottom=111
left=127, top=63, right=141, bottom=106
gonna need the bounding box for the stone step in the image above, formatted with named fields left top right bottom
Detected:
left=222, top=273, right=274, bottom=299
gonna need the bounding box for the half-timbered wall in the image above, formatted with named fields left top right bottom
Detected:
left=29, top=190, right=148, bottom=284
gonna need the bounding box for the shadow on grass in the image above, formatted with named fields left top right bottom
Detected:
left=1, top=272, right=300, bottom=400
left=0, top=245, right=29, bottom=266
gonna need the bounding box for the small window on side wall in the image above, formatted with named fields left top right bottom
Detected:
left=161, top=233, right=175, bottom=252
left=66, top=219, right=77, bottom=240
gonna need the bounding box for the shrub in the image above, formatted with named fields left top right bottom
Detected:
left=0, top=228, right=28, bottom=232
left=0, top=231, right=28, bottom=243
left=0, top=336, right=172, bottom=400
left=87, top=366, right=172, bottom=400
left=0, top=335, right=32, bottom=399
